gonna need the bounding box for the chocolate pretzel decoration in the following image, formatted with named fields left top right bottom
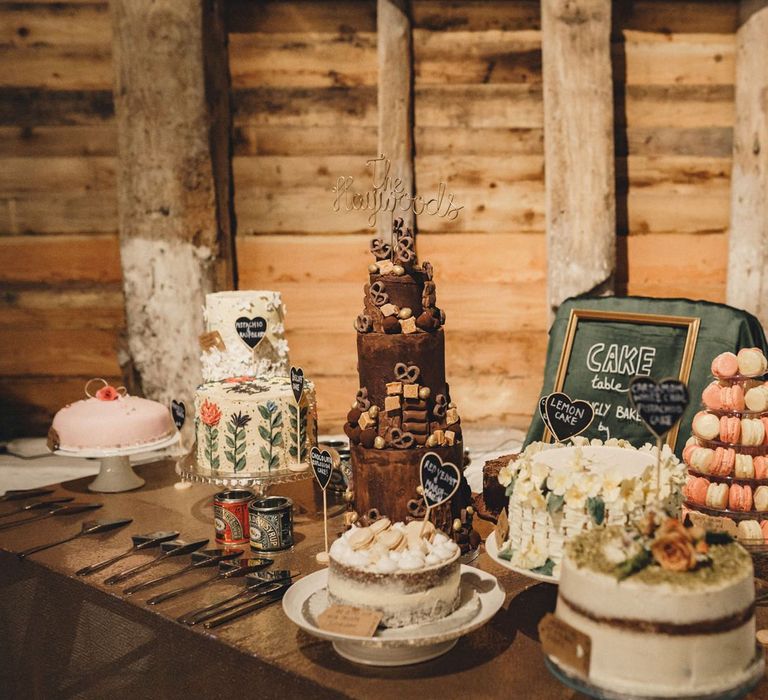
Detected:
left=433, top=394, right=448, bottom=418
left=354, top=314, right=372, bottom=333
left=355, top=387, right=371, bottom=411
left=369, top=281, right=389, bottom=306
left=394, top=362, right=420, bottom=384
left=370, top=238, right=392, bottom=261
left=422, top=261, right=434, bottom=281
left=395, top=234, right=416, bottom=265
left=390, top=428, right=416, bottom=449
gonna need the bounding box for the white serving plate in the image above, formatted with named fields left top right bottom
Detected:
left=484, top=531, right=559, bottom=585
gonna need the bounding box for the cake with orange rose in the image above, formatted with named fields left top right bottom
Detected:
left=546, top=513, right=762, bottom=697
left=193, top=374, right=316, bottom=476
left=48, top=379, right=176, bottom=451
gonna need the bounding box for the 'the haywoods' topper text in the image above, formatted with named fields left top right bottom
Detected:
left=332, top=155, right=463, bottom=227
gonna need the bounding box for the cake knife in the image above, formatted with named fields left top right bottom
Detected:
left=0, top=497, right=74, bottom=518
left=147, top=556, right=273, bottom=606
left=17, top=518, right=133, bottom=559
left=202, top=583, right=291, bottom=629
left=75, top=530, right=181, bottom=576
left=122, top=548, right=244, bottom=595
left=0, top=503, right=103, bottom=531
left=103, top=538, right=209, bottom=585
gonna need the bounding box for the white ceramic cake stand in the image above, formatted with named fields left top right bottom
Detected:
left=55, top=432, right=179, bottom=493
left=544, top=651, right=765, bottom=700
left=484, top=533, right=559, bottom=584
left=282, top=565, right=504, bottom=666
left=175, top=448, right=311, bottom=497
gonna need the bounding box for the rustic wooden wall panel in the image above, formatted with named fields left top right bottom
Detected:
left=0, top=0, right=743, bottom=438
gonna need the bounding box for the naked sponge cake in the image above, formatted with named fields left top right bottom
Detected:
left=547, top=514, right=761, bottom=698
left=327, top=518, right=461, bottom=628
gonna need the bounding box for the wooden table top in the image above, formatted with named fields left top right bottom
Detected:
left=0, top=459, right=765, bottom=700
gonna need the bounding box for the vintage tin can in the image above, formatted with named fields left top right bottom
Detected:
left=213, top=489, right=253, bottom=545
left=249, top=496, right=293, bottom=552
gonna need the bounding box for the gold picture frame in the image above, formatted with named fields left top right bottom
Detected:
left=543, top=309, right=701, bottom=450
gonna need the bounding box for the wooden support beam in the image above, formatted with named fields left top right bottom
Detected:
left=110, top=0, right=234, bottom=406
left=727, top=1, right=768, bottom=326
left=542, top=0, right=615, bottom=313
left=377, top=0, right=415, bottom=237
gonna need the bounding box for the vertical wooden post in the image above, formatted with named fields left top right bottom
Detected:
left=111, top=0, right=234, bottom=407
left=377, top=0, right=415, bottom=238
left=542, top=0, right=615, bottom=315
left=727, top=1, right=768, bottom=326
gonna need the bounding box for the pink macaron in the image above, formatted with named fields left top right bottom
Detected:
left=729, top=483, right=753, bottom=512
left=686, top=476, right=710, bottom=505
left=702, top=381, right=723, bottom=410
left=761, top=520, right=768, bottom=542
left=711, top=352, right=739, bottom=379
left=719, top=415, right=741, bottom=444
left=755, top=456, right=768, bottom=479
left=712, top=447, right=736, bottom=477
left=682, top=442, right=698, bottom=465
left=724, top=384, right=746, bottom=410
left=762, top=417, right=768, bottom=444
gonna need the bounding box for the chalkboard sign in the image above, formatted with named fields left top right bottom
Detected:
left=419, top=452, right=460, bottom=508
left=525, top=296, right=768, bottom=455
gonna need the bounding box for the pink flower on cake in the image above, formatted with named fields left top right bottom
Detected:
left=225, top=376, right=251, bottom=383
left=95, top=385, right=120, bottom=401
left=200, top=399, right=222, bottom=427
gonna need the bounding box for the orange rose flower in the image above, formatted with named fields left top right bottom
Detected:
left=651, top=531, right=697, bottom=572
left=95, top=385, right=120, bottom=401
left=200, top=399, right=222, bottom=427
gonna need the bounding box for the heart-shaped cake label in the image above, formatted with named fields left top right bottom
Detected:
left=235, top=316, right=267, bottom=349
left=310, top=447, right=333, bottom=490
left=628, top=377, right=689, bottom=438
left=544, top=392, right=595, bottom=442
left=170, top=400, right=186, bottom=430
left=538, top=394, right=553, bottom=432
left=290, top=366, right=304, bottom=404
left=419, top=452, right=461, bottom=509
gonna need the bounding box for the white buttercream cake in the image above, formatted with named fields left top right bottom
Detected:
left=498, top=439, right=685, bottom=577
left=194, top=374, right=316, bottom=476
left=552, top=519, right=759, bottom=697
left=201, top=290, right=289, bottom=382
left=327, top=518, right=461, bottom=628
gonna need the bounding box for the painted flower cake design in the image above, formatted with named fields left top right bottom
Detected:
left=193, top=375, right=317, bottom=477
left=497, top=438, right=685, bottom=577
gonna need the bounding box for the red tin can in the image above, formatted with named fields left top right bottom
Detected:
left=213, top=489, right=253, bottom=545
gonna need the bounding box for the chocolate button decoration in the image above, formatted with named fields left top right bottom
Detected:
left=629, top=377, right=689, bottom=438
left=419, top=452, right=461, bottom=509
left=235, top=316, right=267, bottom=349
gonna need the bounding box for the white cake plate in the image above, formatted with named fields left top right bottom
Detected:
left=55, top=432, right=180, bottom=493
left=282, top=565, right=504, bottom=666
left=484, top=532, right=559, bottom=585
left=175, top=448, right=311, bottom=497
left=544, top=650, right=765, bottom=700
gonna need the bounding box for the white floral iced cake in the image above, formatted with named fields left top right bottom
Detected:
left=194, top=375, right=316, bottom=476
left=497, top=439, right=685, bottom=577
left=328, top=518, right=461, bottom=628
left=201, top=291, right=290, bottom=382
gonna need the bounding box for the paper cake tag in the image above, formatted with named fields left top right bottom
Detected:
left=494, top=507, right=509, bottom=550
left=539, top=613, right=591, bottom=678
left=317, top=605, right=382, bottom=637
left=686, top=511, right=738, bottom=538
left=199, top=331, right=226, bottom=353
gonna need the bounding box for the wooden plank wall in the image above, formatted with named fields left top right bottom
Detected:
left=0, top=0, right=739, bottom=437
left=0, top=1, right=121, bottom=437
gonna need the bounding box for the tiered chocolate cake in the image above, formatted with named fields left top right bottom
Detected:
left=344, top=219, right=470, bottom=528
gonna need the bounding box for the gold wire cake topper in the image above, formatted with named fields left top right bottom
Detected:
left=331, top=155, right=464, bottom=229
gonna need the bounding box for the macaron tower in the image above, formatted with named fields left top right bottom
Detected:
left=684, top=348, right=768, bottom=545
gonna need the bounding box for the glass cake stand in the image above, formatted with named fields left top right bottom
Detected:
left=175, top=448, right=311, bottom=496
left=55, top=432, right=180, bottom=493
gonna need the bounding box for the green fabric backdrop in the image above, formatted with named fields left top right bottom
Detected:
left=523, top=296, right=768, bottom=456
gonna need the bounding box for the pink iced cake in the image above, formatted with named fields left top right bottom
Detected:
left=49, top=381, right=175, bottom=451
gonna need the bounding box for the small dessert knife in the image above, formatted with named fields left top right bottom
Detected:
left=179, top=569, right=296, bottom=625
left=0, top=503, right=103, bottom=531
left=122, top=548, right=243, bottom=595
left=147, top=556, right=273, bottom=607
left=17, top=518, right=133, bottom=559
left=0, top=497, right=74, bottom=518
left=75, top=530, right=181, bottom=576
left=203, top=582, right=291, bottom=629
left=0, top=488, right=55, bottom=502
left=104, top=538, right=209, bottom=585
